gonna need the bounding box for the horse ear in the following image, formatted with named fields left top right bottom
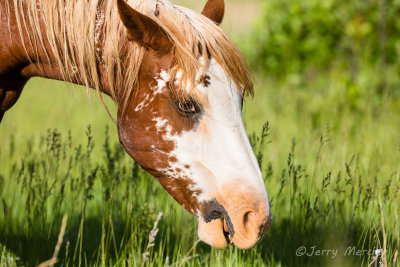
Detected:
left=117, top=0, right=172, bottom=52
left=201, top=0, right=225, bottom=25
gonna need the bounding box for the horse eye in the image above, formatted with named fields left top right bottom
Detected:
left=177, top=99, right=200, bottom=114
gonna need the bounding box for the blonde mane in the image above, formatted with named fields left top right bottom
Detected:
left=3, top=0, right=253, bottom=110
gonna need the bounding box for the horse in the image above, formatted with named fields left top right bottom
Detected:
left=0, top=0, right=272, bottom=249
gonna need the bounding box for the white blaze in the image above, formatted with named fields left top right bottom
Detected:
left=159, top=59, right=269, bottom=208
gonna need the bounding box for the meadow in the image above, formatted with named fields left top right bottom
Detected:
left=1, top=0, right=400, bottom=266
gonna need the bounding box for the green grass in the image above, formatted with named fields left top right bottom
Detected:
left=0, top=68, right=399, bottom=266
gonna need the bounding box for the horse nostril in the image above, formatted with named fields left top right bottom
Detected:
left=242, top=210, right=258, bottom=232
left=208, top=210, right=222, bottom=220
left=230, top=205, right=272, bottom=249
left=202, top=198, right=226, bottom=222
left=201, top=198, right=235, bottom=237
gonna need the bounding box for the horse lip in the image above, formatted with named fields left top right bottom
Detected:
left=202, top=198, right=235, bottom=237
left=222, top=218, right=233, bottom=244
left=223, top=218, right=229, bottom=232
left=222, top=213, right=235, bottom=238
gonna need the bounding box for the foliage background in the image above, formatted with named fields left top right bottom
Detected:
left=0, top=0, right=399, bottom=266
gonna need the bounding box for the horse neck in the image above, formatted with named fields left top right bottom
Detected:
left=4, top=0, right=126, bottom=99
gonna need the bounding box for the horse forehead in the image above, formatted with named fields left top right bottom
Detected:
left=201, top=61, right=242, bottom=118
left=197, top=60, right=238, bottom=100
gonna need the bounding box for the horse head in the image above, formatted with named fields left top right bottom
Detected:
left=116, top=0, right=272, bottom=249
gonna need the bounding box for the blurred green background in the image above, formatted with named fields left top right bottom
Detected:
left=0, top=0, right=399, bottom=266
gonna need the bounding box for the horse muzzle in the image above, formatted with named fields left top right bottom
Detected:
left=198, top=190, right=272, bottom=249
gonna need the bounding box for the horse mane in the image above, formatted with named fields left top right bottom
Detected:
left=3, top=0, right=253, bottom=111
